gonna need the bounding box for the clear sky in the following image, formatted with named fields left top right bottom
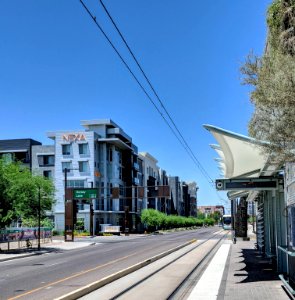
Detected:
left=0, top=1, right=272, bottom=210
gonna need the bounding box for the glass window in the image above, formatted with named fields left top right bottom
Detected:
left=62, top=161, right=72, bottom=172
left=43, top=170, right=52, bottom=178
left=79, top=161, right=89, bottom=173
left=67, top=180, right=85, bottom=188
left=79, top=143, right=89, bottom=155
left=62, top=144, right=71, bottom=156
left=40, top=155, right=55, bottom=166
left=119, top=185, right=124, bottom=196
left=108, top=146, right=113, bottom=162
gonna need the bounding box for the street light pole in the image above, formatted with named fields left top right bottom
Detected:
left=64, top=167, right=68, bottom=242
left=38, top=185, right=41, bottom=251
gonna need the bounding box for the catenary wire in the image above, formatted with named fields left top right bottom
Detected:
left=79, top=0, right=217, bottom=190
left=79, top=0, right=209, bottom=183
left=98, top=0, right=214, bottom=185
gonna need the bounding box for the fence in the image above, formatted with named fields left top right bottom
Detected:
left=0, top=227, right=52, bottom=251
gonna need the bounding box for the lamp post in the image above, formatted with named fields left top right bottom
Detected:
left=38, top=185, right=41, bottom=251
left=64, top=167, right=69, bottom=242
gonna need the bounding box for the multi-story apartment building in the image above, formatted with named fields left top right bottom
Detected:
left=31, top=145, right=55, bottom=179
left=139, top=152, right=160, bottom=210
left=0, top=120, right=199, bottom=232
left=159, top=169, right=171, bottom=214
left=47, top=119, right=139, bottom=233
left=188, top=182, right=198, bottom=217
left=0, top=138, right=42, bottom=169
left=169, top=176, right=183, bottom=215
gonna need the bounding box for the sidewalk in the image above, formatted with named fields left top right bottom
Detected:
left=216, top=231, right=290, bottom=300
left=0, top=238, right=95, bottom=262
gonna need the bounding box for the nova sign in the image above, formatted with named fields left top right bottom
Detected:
left=62, top=133, right=86, bottom=142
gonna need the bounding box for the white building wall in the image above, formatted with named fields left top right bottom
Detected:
left=139, top=152, right=159, bottom=210
left=51, top=131, right=96, bottom=231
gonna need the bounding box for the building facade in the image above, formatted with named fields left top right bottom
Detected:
left=31, top=145, right=55, bottom=179
left=0, top=119, right=199, bottom=233
left=47, top=119, right=139, bottom=233
left=198, top=205, right=224, bottom=217
left=0, top=139, right=42, bottom=169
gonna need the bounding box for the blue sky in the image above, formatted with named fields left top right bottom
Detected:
left=0, top=1, right=272, bottom=210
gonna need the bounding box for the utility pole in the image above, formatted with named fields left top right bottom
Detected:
left=38, top=185, right=41, bottom=251
left=64, top=167, right=68, bottom=242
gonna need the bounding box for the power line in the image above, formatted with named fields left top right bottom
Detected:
left=79, top=0, right=214, bottom=188
left=98, top=0, right=214, bottom=185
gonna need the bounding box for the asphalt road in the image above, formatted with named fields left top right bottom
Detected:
left=0, top=227, right=221, bottom=300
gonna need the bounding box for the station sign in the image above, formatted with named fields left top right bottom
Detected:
left=73, top=188, right=98, bottom=199
left=216, top=177, right=279, bottom=191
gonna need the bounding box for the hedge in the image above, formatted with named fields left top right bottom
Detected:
left=140, top=209, right=214, bottom=230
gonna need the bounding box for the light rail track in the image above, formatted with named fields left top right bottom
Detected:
left=88, top=230, right=230, bottom=300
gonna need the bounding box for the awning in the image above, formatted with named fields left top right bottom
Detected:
left=204, top=124, right=282, bottom=201
left=204, top=125, right=269, bottom=179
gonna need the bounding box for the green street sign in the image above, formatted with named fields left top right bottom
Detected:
left=73, top=189, right=98, bottom=199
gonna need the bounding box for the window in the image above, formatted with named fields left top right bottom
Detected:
left=119, top=185, right=124, bottom=196
left=119, top=166, right=122, bottom=180
left=39, top=155, right=55, bottom=166
left=79, top=143, right=89, bottom=155
left=62, top=161, right=72, bottom=172
left=67, top=180, right=85, bottom=188
left=100, top=182, right=104, bottom=195
left=108, top=146, right=113, bottom=162
left=117, top=151, right=122, bottom=164
left=79, top=161, right=89, bottom=173
left=62, top=144, right=71, bottom=156
left=43, top=170, right=52, bottom=178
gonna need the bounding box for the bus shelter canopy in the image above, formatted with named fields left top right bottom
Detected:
left=203, top=124, right=269, bottom=179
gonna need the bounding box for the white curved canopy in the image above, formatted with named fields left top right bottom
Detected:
left=204, top=125, right=269, bottom=179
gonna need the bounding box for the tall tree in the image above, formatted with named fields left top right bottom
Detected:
left=241, top=0, right=295, bottom=162
left=0, top=159, right=55, bottom=228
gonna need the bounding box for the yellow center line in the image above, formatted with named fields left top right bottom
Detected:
left=8, top=238, right=197, bottom=300
left=8, top=251, right=139, bottom=300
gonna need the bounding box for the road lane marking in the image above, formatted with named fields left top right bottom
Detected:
left=7, top=251, right=141, bottom=300
left=8, top=239, right=196, bottom=300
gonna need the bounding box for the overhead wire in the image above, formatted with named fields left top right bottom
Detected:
left=98, top=0, right=214, bottom=186
left=79, top=0, right=219, bottom=192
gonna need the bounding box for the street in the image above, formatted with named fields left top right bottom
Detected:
left=0, top=227, right=221, bottom=300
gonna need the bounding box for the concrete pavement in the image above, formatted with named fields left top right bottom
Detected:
left=0, top=238, right=96, bottom=262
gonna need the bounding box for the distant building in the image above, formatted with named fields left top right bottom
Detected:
left=198, top=205, right=224, bottom=217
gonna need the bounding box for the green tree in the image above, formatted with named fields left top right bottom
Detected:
left=210, top=211, right=221, bottom=224
left=197, top=210, right=205, bottom=219
left=241, top=0, right=295, bottom=162
left=0, top=159, right=55, bottom=228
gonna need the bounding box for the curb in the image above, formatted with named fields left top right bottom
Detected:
left=0, top=243, right=96, bottom=262
left=0, top=250, right=49, bottom=262
left=55, top=239, right=197, bottom=300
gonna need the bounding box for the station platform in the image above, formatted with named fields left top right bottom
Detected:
left=196, top=232, right=291, bottom=300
